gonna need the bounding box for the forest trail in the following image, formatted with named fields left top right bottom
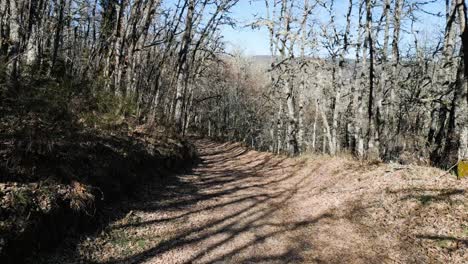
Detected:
left=48, top=140, right=467, bottom=264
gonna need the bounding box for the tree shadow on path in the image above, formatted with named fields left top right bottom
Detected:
left=93, top=139, right=332, bottom=264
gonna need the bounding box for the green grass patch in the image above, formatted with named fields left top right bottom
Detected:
left=417, top=195, right=433, bottom=205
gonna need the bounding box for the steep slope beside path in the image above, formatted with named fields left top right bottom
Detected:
left=47, top=140, right=467, bottom=264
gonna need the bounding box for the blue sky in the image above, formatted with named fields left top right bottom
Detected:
left=220, top=0, right=446, bottom=56
left=221, top=0, right=271, bottom=55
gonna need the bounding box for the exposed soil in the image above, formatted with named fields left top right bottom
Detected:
left=44, top=140, right=468, bottom=264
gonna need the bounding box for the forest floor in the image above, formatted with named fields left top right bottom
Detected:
left=0, top=79, right=197, bottom=263
left=44, top=139, right=468, bottom=264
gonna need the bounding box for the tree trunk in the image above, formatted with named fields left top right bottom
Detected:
left=353, top=0, right=365, bottom=158
left=6, top=0, right=21, bottom=79
left=457, top=0, right=468, bottom=161
left=51, top=0, right=66, bottom=71
left=277, top=98, right=283, bottom=154
left=174, top=0, right=195, bottom=133
left=279, top=0, right=298, bottom=155
left=365, top=0, right=378, bottom=159
left=388, top=0, right=403, bottom=156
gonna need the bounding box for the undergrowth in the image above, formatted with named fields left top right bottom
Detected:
left=0, top=70, right=197, bottom=263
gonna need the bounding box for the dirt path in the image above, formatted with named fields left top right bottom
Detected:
left=46, top=140, right=467, bottom=264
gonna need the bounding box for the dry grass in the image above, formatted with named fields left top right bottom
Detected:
left=66, top=181, right=95, bottom=213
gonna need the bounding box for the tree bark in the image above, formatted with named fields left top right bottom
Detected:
left=174, top=0, right=195, bottom=132
left=458, top=0, right=468, bottom=161
left=365, top=0, right=378, bottom=159
left=6, top=0, right=21, bottom=79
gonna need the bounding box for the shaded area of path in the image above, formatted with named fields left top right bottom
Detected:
left=45, top=139, right=468, bottom=264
